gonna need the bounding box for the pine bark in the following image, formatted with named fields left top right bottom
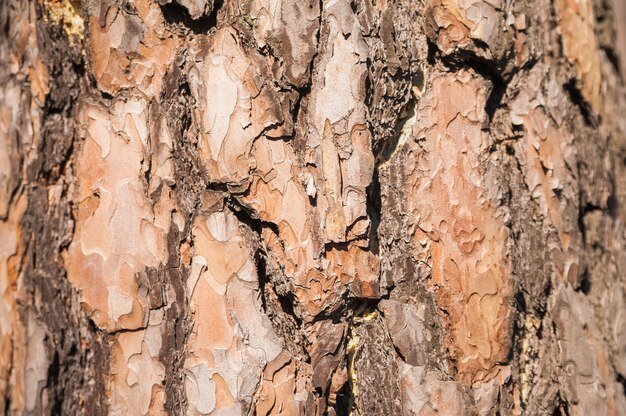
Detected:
left=1, top=0, right=626, bottom=414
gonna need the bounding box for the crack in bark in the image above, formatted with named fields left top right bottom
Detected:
left=160, top=0, right=223, bottom=34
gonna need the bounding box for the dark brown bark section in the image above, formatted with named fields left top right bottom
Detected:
left=9, top=1, right=108, bottom=414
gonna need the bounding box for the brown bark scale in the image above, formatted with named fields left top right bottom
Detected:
left=1, top=0, right=626, bottom=415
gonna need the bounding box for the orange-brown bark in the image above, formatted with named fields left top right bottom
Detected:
left=1, top=0, right=626, bottom=414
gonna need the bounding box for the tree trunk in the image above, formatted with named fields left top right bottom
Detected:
left=1, top=0, right=626, bottom=414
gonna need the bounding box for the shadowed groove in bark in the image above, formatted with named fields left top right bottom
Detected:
left=439, top=55, right=512, bottom=122
left=159, top=226, right=192, bottom=415
left=160, top=0, right=223, bottom=34
left=564, top=78, right=598, bottom=126
left=335, top=69, right=429, bottom=414
left=255, top=248, right=306, bottom=354
left=12, top=3, right=109, bottom=413
left=332, top=297, right=384, bottom=416
left=224, top=193, right=313, bottom=362
left=158, top=60, right=198, bottom=416
left=226, top=196, right=303, bottom=325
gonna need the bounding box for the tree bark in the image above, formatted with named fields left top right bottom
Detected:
left=1, top=0, right=626, bottom=414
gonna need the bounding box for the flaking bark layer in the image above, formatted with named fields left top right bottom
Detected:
left=1, top=0, right=626, bottom=415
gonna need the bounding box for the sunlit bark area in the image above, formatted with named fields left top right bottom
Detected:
left=1, top=0, right=626, bottom=414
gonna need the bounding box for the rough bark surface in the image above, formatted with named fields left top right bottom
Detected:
left=1, top=0, right=626, bottom=414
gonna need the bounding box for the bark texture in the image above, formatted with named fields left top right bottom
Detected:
left=1, top=0, right=626, bottom=414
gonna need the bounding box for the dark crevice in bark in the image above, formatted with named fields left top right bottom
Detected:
left=350, top=297, right=384, bottom=318
left=225, top=197, right=308, bottom=359
left=514, top=290, right=527, bottom=315
left=434, top=45, right=518, bottom=123
left=333, top=382, right=352, bottom=416
left=227, top=196, right=280, bottom=237
left=157, top=224, right=193, bottom=414
left=0, top=2, right=10, bottom=38
left=16, top=8, right=109, bottom=415
left=564, top=79, right=599, bottom=127
left=603, top=145, right=619, bottom=219
left=160, top=225, right=192, bottom=416
left=164, top=66, right=206, bottom=213
left=95, top=89, right=114, bottom=101
left=256, top=250, right=270, bottom=314
left=21, top=187, right=110, bottom=415
left=205, top=180, right=231, bottom=193
left=552, top=394, right=572, bottom=416
left=425, top=37, right=438, bottom=66
left=602, top=46, right=622, bottom=79
left=484, top=74, right=508, bottom=123
left=159, top=62, right=201, bottom=415
left=616, top=372, right=626, bottom=398
left=47, top=351, right=63, bottom=414
left=471, top=63, right=508, bottom=122
left=365, top=167, right=381, bottom=255
left=35, top=22, right=83, bottom=183
left=160, top=0, right=223, bottom=34
left=577, top=268, right=592, bottom=295
left=592, top=0, right=622, bottom=76
left=576, top=194, right=610, bottom=248
left=255, top=248, right=303, bottom=330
